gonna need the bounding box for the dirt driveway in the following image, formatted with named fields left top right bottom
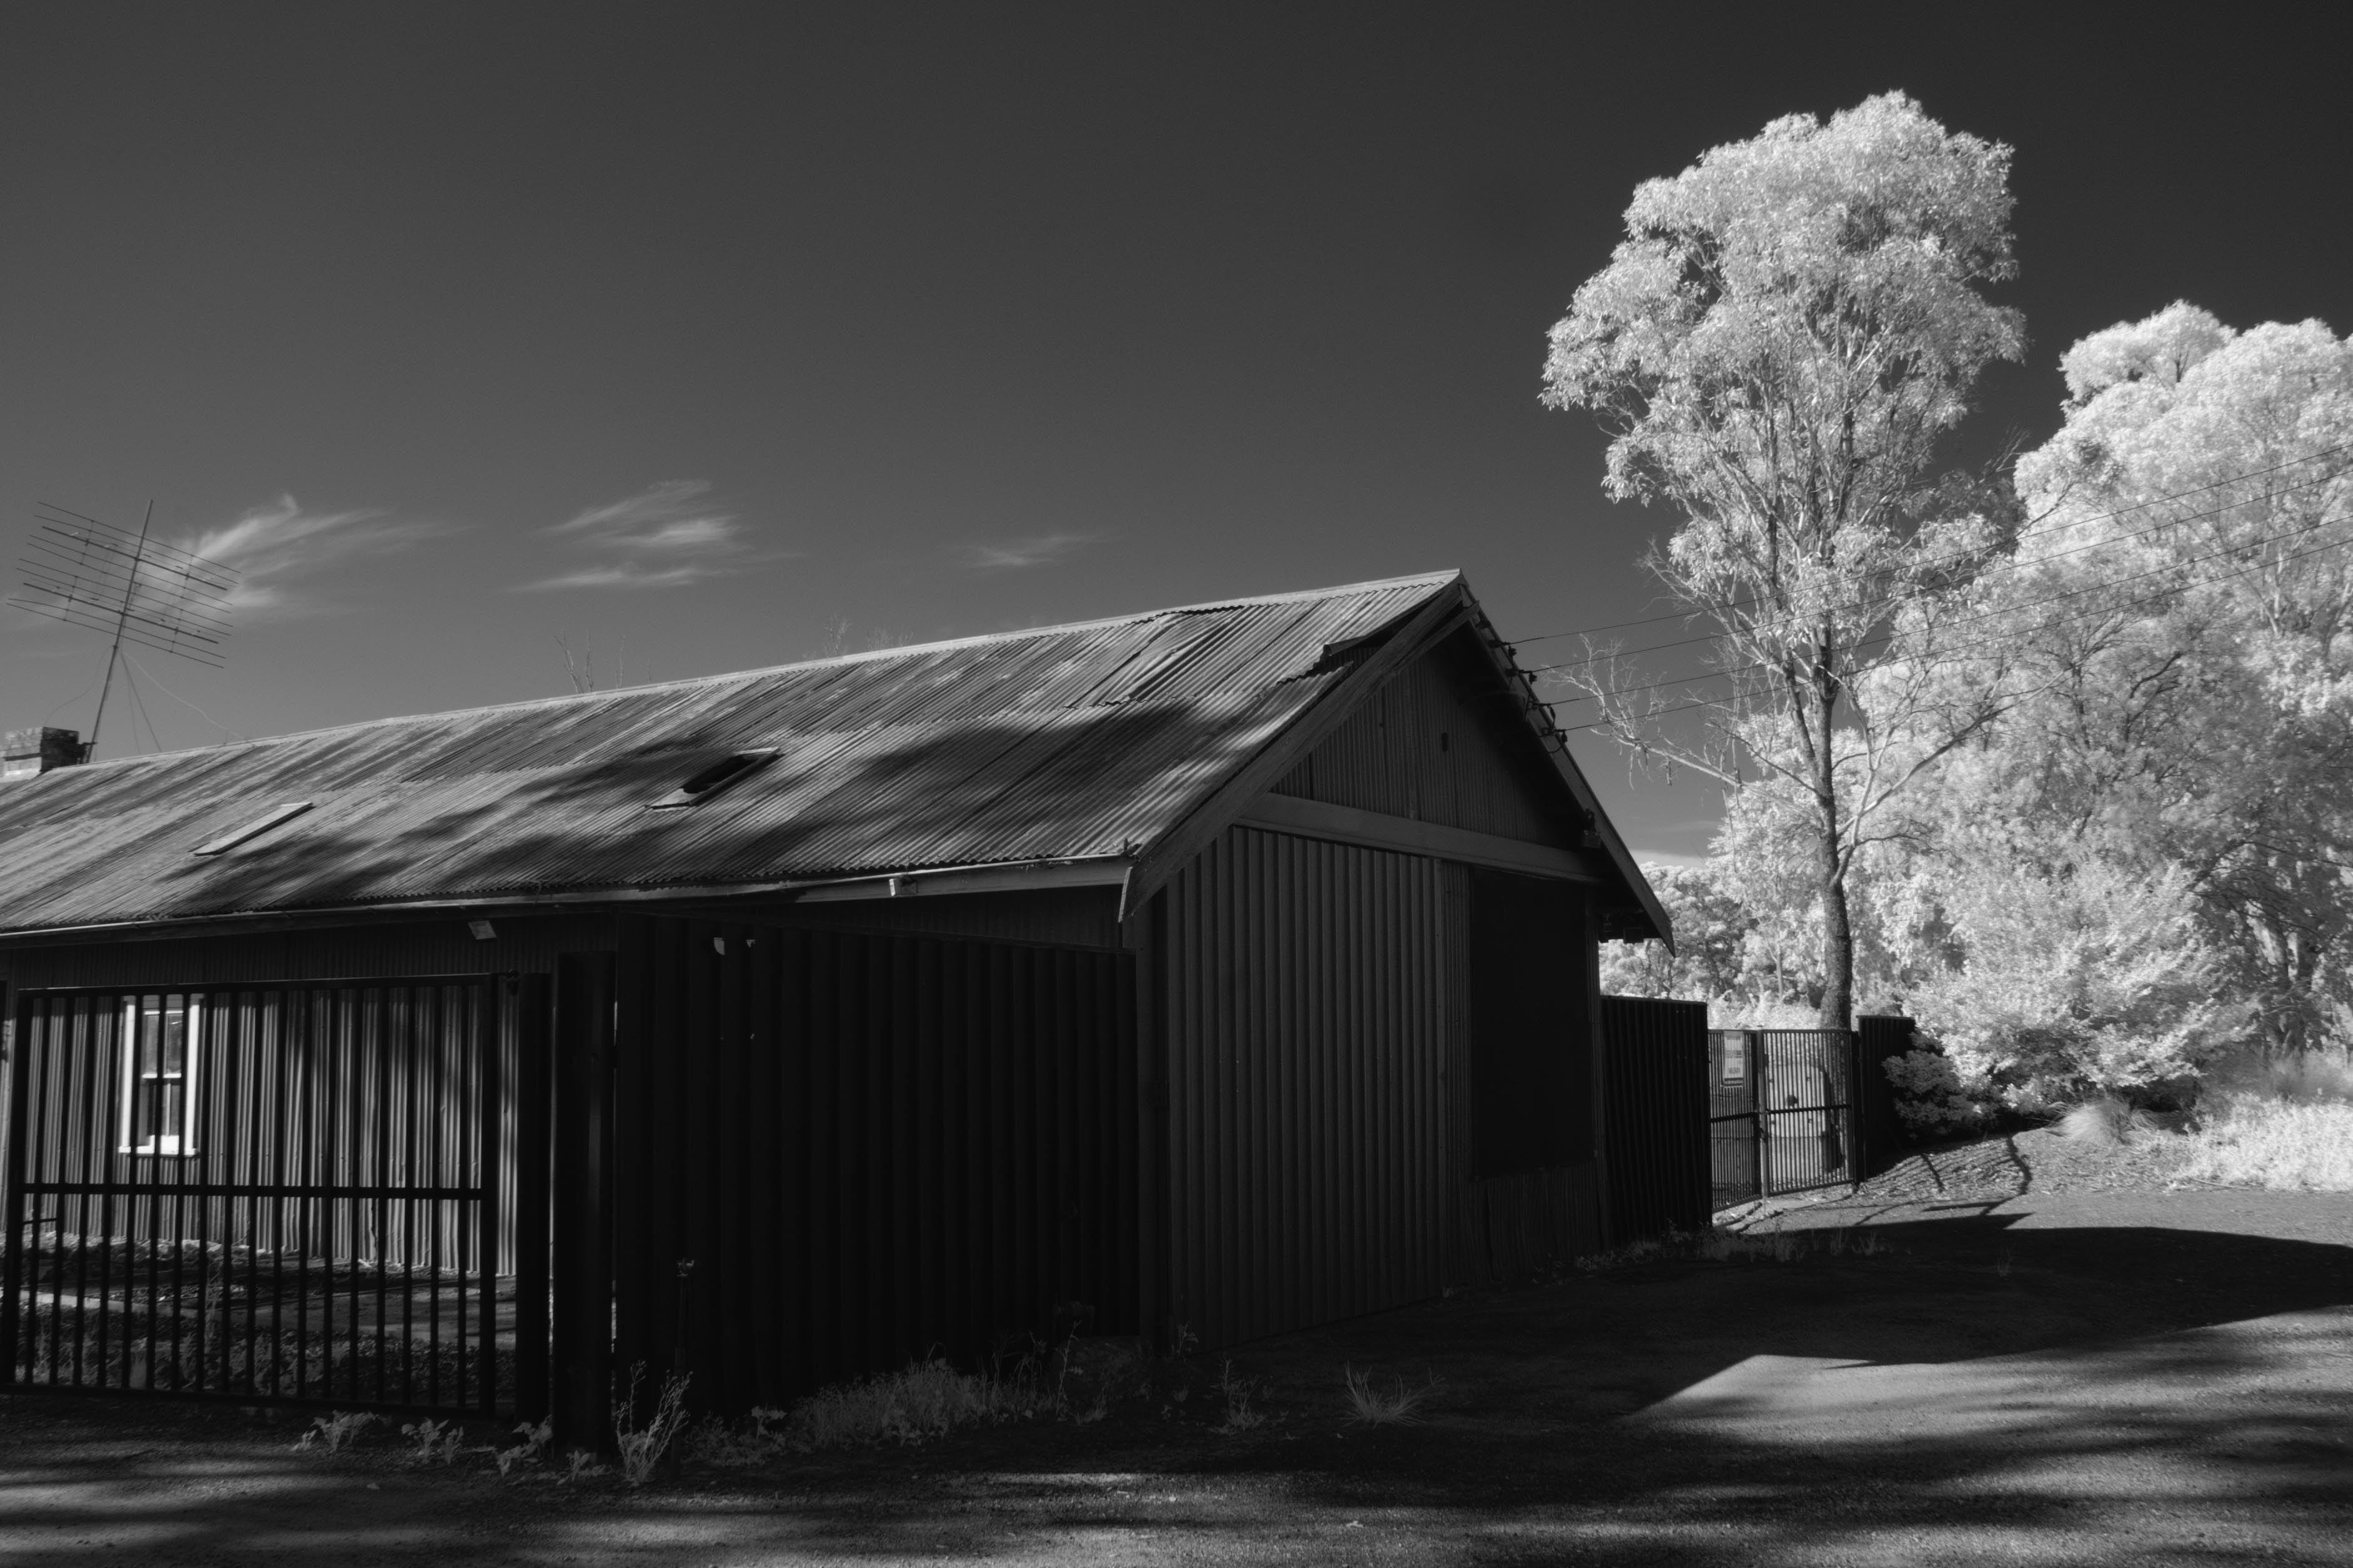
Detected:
left=4, top=1180, right=2349, bottom=1566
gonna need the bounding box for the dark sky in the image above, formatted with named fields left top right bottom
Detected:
left=4, top=5, right=2348, bottom=860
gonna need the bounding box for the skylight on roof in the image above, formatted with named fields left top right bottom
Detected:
left=194, top=802, right=313, bottom=856
left=650, top=749, right=777, bottom=810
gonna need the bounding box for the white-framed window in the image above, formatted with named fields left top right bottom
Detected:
left=119, top=995, right=202, bottom=1157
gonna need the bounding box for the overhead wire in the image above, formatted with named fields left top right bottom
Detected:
left=121, top=658, right=163, bottom=756
left=1502, top=440, right=2353, bottom=656
left=1518, top=463, right=2349, bottom=680
left=1535, top=503, right=2353, bottom=710
left=1545, top=521, right=2353, bottom=736
left=123, top=649, right=239, bottom=744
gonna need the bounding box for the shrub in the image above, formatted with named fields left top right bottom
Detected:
left=779, top=1358, right=1049, bottom=1452
left=1882, top=1043, right=1986, bottom=1138
left=1911, top=855, right=2247, bottom=1106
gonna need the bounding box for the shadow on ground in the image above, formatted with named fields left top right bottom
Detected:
left=4, top=1191, right=2350, bottom=1566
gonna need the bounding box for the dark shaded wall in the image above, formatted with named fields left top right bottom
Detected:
left=1157, top=826, right=1450, bottom=1349
left=1600, top=995, right=1710, bottom=1241
left=1156, top=823, right=1607, bottom=1350
left=608, top=914, right=1139, bottom=1412
left=1448, top=866, right=1603, bottom=1284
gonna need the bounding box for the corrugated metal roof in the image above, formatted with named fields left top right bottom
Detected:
left=0, top=573, right=1466, bottom=934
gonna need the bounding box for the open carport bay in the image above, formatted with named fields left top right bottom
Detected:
left=2, top=1186, right=2349, bottom=1566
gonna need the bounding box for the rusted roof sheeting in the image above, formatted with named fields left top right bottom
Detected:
left=0, top=575, right=1459, bottom=933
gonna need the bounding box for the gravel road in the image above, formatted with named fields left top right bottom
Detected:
left=4, top=1148, right=2348, bottom=1566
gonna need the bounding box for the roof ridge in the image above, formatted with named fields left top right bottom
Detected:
left=58, top=570, right=1464, bottom=767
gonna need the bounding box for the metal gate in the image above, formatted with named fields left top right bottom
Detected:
left=2, top=976, right=545, bottom=1417
left=1708, top=1029, right=1857, bottom=1209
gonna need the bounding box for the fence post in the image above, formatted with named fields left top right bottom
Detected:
left=512, top=974, right=553, bottom=1426
left=552, top=952, right=615, bottom=1452
left=1748, top=1029, right=1768, bottom=1199
left=0, top=985, right=22, bottom=1386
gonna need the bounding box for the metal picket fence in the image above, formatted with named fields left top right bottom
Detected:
left=1708, top=1028, right=1858, bottom=1208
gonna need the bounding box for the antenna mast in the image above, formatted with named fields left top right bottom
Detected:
left=85, top=499, right=154, bottom=759
left=10, top=502, right=239, bottom=761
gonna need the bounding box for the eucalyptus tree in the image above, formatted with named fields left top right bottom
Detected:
left=1977, top=304, right=2353, bottom=1055
left=1542, top=91, right=2026, bottom=1028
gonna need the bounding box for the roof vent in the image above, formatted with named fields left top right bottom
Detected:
left=194, top=801, right=312, bottom=856
left=650, top=749, right=777, bottom=810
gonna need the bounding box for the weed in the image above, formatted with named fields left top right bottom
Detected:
left=1169, top=1322, right=1201, bottom=1359
left=1214, top=1359, right=1264, bottom=1434
left=681, top=1407, right=795, bottom=1468
left=779, top=1357, right=1051, bottom=1452
left=1995, top=1248, right=2014, bottom=1279
left=1572, top=1224, right=1896, bottom=1271
left=1342, top=1364, right=1434, bottom=1425
left=294, top=1410, right=379, bottom=1454
left=494, top=1419, right=554, bottom=1477
left=2060, top=1096, right=2161, bottom=1148
left=400, top=1416, right=465, bottom=1466
left=562, top=1448, right=608, bottom=1485
left=612, top=1363, right=693, bottom=1487
left=1697, top=1228, right=1803, bottom=1263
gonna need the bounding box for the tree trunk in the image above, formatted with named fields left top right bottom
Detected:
left=1816, top=839, right=1855, bottom=1031
left=1812, top=663, right=1855, bottom=1031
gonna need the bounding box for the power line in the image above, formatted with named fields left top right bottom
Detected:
left=1518, top=465, right=2348, bottom=680
left=1503, top=440, right=2353, bottom=653
left=1548, top=520, right=2353, bottom=736
left=1538, top=504, right=2353, bottom=709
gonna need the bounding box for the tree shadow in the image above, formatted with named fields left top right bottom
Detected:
left=92, top=699, right=1295, bottom=922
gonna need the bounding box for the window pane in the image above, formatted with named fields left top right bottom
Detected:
left=137, top=1003, right=160, bottom=1078
left=159, top=1003, right=186, bottom=1077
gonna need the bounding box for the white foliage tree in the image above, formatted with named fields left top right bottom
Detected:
left=1906, top=851, right=2244, bottom=1103
left=1542, top=92, right=2026, bottom=1028
left=1979, top=305, right=2353, bottom=1055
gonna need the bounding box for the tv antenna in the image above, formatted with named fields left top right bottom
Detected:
left=9, top=501, right=239, bottom=761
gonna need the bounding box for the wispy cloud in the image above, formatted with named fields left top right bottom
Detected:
left=192, top=496, right=446, bottom=617
left=518, top=480, right=756, bottom=591
left=961, top=533, right=1095, bottom=570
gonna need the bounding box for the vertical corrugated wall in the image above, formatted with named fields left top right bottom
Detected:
left=1600, top=995, right=1710, bottom=1241
left=610, top=915, right=1137, bottom=1413
left=1160, top=827, right=1449, bottom=1349
left=1445, top=872, right=1605, bottom=1286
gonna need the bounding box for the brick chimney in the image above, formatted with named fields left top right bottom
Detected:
left=2, top=727, right=85, bottom=782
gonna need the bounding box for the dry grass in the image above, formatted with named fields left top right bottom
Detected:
left=2178, top=1097, right=2353, bottom=1190
left=1342, top=1364, right=1432, bottom=1425
left=2161, top=1051, right=2353, bottom=1191
left=774, top=1358, right=1052, bottom=1452
left=2058, top=1097, right=2162, bottom=1147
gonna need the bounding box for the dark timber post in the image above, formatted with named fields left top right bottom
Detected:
left=0, top=985, right=22, bottom=1385
left=552, top=953, right=615, bottom=1451
left=1582, top=892, right=1612, bottom=1250
left=1748, top=1029, right=1768, bottom=1200
left=512, top=974, right=553, bottom=1424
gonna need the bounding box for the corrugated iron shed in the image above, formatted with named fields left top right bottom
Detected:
left=0, top=571, right=1667, bottom=939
